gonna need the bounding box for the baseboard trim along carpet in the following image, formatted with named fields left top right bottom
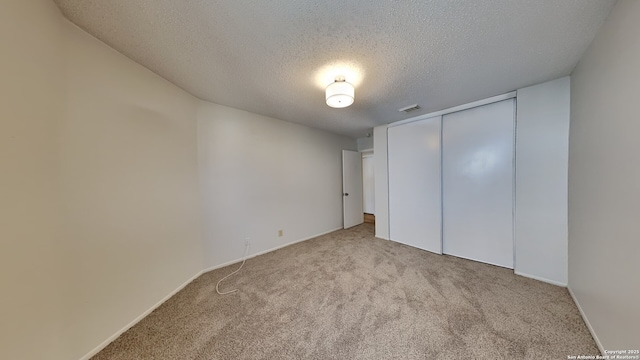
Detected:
left=90, top=224, right=599, bottom=359
left=81, top=226, right=343, bottom=360
left=201, top=227, right=343, bottom=274
left=568, top=287, right=605, bottom=356
left=514, top=270, right=567, bottom=287
left=79, top=270, right=204, bottom=360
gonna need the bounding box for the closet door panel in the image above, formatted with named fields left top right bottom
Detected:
left=388, top=116, right=442, bottom=254
left=442, top=99, right=514, bottom=268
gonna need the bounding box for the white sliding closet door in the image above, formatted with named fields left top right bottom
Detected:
left=442, top=99, right=514, bottom=268
left=388, top=116, right=442, bottom=254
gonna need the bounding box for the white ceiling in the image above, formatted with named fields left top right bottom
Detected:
left=53, top=0, right=616, bottom=138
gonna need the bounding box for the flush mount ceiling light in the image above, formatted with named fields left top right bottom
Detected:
left=325, top=76, right=354, bottom=108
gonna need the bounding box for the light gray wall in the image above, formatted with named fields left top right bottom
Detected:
left=198, top=102, right=356, bottom=269
left=569, top=0, right=640, bottom=350
left=515, top=77, right=570, bottom=286
left=1, top=1, right=203, bottom=359
left=357, top=136, right=374, bottom=151
left=61, top=21, right=204, bottom=360
left=0, top=1, right=65, bottom=359
left=0, top=3, right=357, bottom=358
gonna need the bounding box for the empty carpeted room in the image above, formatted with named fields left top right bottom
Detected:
left=2, top=0, right=639, bottom=359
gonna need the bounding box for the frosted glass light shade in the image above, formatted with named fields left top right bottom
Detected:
left=326, top=80, right=354, bottom=108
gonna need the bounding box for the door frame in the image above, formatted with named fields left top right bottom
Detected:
left=342, top=150, right=364, bottom=229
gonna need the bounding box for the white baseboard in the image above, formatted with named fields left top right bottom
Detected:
left=202, top=227, right=343, bottom=274
left=80, top=226, right=342, bottom=359
left=514, top=271, right=567, bottom=287
left=568, top=287, right=605, bottom=356
left=79, top=270, right=203, bottom=360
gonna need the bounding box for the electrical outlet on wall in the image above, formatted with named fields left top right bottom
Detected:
left=244, top=237, right=250, bottom=246
left=278, top=229, right=283, bottom=237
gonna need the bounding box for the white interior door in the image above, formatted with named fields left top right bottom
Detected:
left=388, top=116, right=442, bottom=254
left=342, top=150, right=363, bottom=229
left=442, top=99, right=515, bottom=268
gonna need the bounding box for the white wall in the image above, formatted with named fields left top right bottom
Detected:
left=515, top=77, right=570, bottom=286
left=0, top=1, right=65, bottom=359
left=569, top=0, right=640, bottom=350
left=373, top=125, right=390, bottom=239
left=1, top=1, right=203, bottom=359
left=0, top=3, right=356, bottom=358
left=357, top=136, right=374, bottom=151
left=198, top=102, right=356, bottom=269
left=61, top=20, right=203, bottom=360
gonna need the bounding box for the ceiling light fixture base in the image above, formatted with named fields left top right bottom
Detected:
left=325, top=76, right=354, bottom=108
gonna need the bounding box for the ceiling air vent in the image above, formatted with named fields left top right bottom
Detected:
left=398, top=104, right=421, bottom=113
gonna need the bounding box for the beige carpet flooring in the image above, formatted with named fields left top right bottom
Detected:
left=93, top=224, right=599, bottom=359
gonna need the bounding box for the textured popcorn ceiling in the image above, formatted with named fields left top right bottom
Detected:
left=53, top=0, right=616, bottom=138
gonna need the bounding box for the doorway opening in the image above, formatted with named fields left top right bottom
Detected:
left=362, top=150, right=375, bottom=225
